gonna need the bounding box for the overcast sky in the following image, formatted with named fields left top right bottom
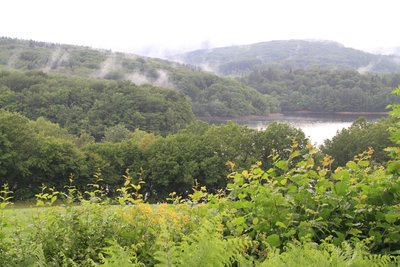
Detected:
left=1, top=0, right=399, bottom=57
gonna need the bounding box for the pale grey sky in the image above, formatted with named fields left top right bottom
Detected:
left=1, top=0, right=399, bottom=57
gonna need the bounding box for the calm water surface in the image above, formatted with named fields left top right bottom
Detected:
left=204, top=113, right=386, bottom=145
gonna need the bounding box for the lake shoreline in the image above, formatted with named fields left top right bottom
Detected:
left=197, top=111, right=388, bottom=122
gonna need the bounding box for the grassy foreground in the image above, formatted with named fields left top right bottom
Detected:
left=2, top=203, right=399, bottom=267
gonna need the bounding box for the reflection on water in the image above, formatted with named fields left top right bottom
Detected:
left=203, top=113, right=386, bottom=145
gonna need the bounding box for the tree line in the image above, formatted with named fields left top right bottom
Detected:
left=240, top=68, right=400, bottom=112
left=1, top=108, right=394, bottom=201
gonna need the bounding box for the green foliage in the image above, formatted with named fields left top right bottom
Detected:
left=258, top=238, right=399, bottom=267
left=0, top=110, right=89, bottom=197
left=35, top=184, right=59, bottom=206
left=0, top=69, right=194, bottom=139
left=170, top=70, right=273, bottom=116
left=386, top=86, right=400, bottom=176
left=29, top=116, right=75, bottom=140
left=83, top=138, right=144, bottom=187
left=1, top=136, right=400, bottom=266
left=103, top=124, right=132, bottom=142
left=219, top=142, right=400, bottom=255
left=2, top=108, right=305, bottom=200
left=0, top=183, right=13, bottom=209
left=0, top=184, right=13, bottom=263
left=154, top=216, right=250, bottom=267
left=84, top=170, right=107, bottom=203
left=0, top=109, right=37, bottom=187
left=322, top=118, right=395, bottom=167
left=240, top=68, right=399, bottom=112
left=63, top=175, right=81, bottom=204
left=144, top=121, right=306, bottom=200
left=388, top=86, right=400, bottom=145
left=116, top=170, right=145, bottom=205
left=98, top=241, right=145, bottom=267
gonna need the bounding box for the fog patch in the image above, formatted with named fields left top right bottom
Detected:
left=392, top=56, right=400, bottom=65
left=43, top=48, right=70, bottom=72
left=199, top=63, right=219, bottom=73
left=125, top=69, right=173, bottom=88
left=125, top=72, right=151, bottom=85
left=124, top=53, right=138, bottom=60
left=96, top=53, right=120, bottom=78
left=153, top=69, right=172, bottom=88
left=357, top=62, right=374, bottom=74
left=7, top=50, right=20, bottom=67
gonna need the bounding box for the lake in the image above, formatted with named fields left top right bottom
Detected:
left=202, top=113, right=386, bottom=145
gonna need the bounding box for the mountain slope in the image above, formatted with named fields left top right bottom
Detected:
left=0, top=69, right=195, bottom=139
left=175, top=40, right=400, bottom=75
left=239, top=68, right=399, bottom=112
left=0, top=37, right=274, bottom=117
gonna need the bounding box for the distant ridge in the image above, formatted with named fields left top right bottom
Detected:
left=174, top=39, right=400, bottom=75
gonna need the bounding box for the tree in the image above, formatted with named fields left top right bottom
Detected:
left=0, top=110, right=91, bottom=199
left=83, top=139, right=144, bottom=187
left=321, top=118, right=394, bottom=167
left=0, top=110, right=37, bottom=190
left=142, top=121, right=308, bottom=200
left=103, top=124, right=132, bottom=142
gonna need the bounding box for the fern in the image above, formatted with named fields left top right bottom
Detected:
left=257, top=240, right=399, bottom=267
left=366, top=254, right=399, bottom=267
left=155, top=216, right=250, bottom=267
left=59, top=253, right=79, bottom=267
left=97, top=240, right=145, bottom=267
left=154, top=224, right=180, bottom=267
left=33, top=244, right=48, bottom=267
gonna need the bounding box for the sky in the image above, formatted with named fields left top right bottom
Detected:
left=1, top=0, right=399, bottom=57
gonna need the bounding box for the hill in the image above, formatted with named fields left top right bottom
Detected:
left=1, top=37, right=398, bottom=115
left=0, top=37, right=273, bottom=117
left=175, top=40, right=400, bottom=75
left=239, top=68, right=400, bottom=112
left=0, top=69, right=195, bottom=139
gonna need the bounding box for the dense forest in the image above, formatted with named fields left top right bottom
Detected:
left=2, top=37, right=400, bottom=114
left=176, top=40, right=400, bottom=75
left=0, top=106, right=395, bottom=201
left=0, top=37, right=272, bottom=117
left=0, top=69, right=194, bottom=138
left=176, top=40, right=400, bottom=112
left=0, top=107, right=306, bottom=200
left=240, top=68, right=400, bottom=112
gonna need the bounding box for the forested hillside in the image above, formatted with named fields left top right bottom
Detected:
left=0, top=37, right=273, bottom=117
left=175, top=40, right=400, bottom=112
left=240, top=68, right=400, bottom=112
left=176, top=39, right=400, bottom=75
left=0, top=69, right=194, bottom=139
left=2, top=37, right=400, bottom=114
